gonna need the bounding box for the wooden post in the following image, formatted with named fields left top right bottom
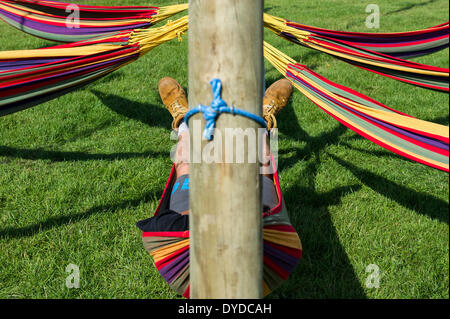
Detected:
left=188, top=0, right=264, bottom=298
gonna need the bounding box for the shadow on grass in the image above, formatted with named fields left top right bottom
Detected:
left=54, top=120, right=117, bottom=146
left=339, top=141, right=404, bottom=160
left=430, top=115, right=449, bottom=126
left=0, top=145, right=167, bottom=162
left=270, top=103, right=367, bottom=298
left=91, top=89, right=171, bottom=129
left=0, top=188, right=162, bottom=240
left=264, top=5, right=280, bottom=13
left=386, top=0, right=436, bottom=15
left=277, top=102, right=349, bottom=171
left=329, top=154, right=449, bottom=224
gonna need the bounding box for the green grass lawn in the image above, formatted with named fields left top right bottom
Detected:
left=0, top=0, right=448, bottom=299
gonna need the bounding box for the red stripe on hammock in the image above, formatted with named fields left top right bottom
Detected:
left=142, top=230, right=190, bottom=238
left=263, top=154, right=284, bottom=218
left=0, top=46, right=138, bottom=85
left=183, top=285, right=190, bottom=299
left=339, top=34, right=449, bottom=49
left=289, top=63, right=413, bottom=117
left=264, top=225, right=297, bottom=233
left=286, top=20, right=449, bottom=37
left=286, top=71, right=449, bottom=155
left=46, top=36, right=132, bottom=49
left=355, top=64, right=449, bottom=92
left=154, top=245, right=189, bottom=269
left=7, top=0, right=158, bottom=12
left=9, top=14, right=153, bottom=27
left=154, top=165, right=176, bottom=217
left=307, top=36, right=449, bottom=73
left=0, top=56, right=135, bottom=97
left=263, top=256, right=290, bottom=280
left=290, top=67, right=449, bottom=144
left=310, top=98, right=448, bottom=171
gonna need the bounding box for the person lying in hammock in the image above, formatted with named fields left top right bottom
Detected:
left=137, top=76, right=293, bottom=232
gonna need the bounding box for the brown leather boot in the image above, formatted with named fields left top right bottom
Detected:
left=158, top=77, right=188, bottom=130
left=262, top=79, right=293, bottom=130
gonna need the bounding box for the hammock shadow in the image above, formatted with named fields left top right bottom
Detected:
left=276, top=99, right=349, bottom=171
left=269, top=103, right=367, bottom=298
left=91, top=89, right=171, bottom=129
left=329, top=154, right=449, bottom=224
left=386, top=0, right=436, bottom=16
left=429, top=115, right=449, bottom=126
left=0, top=145, right=166, bottom=162
left=263, top=5, right=280, bottom=13
left=93, top=71, right=127, bottom=85
left=275, top=171, right=366, bottom=298
left=295, top=50, right=324, bottom=69
left=338, top=141, right=404, bottom=160
left=53, top=120, right=117, bottom=145
left=275, top=153, right=367, bottom=298
left=0, top=187, right=163, bottom=240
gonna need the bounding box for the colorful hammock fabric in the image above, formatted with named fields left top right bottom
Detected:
left=1, top=0, right=447, bottom=59
left=0, top=16, right=188, bottom=116
left=284, top=19, right=449, bottom=58
left=137, top=162, right=303, bottom=298
left=0, top=0, right=188, bottom=42
left=264, top=42, right=449, bottom=172
left=264, top=14, right=449, bottom=92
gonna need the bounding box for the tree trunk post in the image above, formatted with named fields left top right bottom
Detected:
left=188, top=0, right=264, bottom=299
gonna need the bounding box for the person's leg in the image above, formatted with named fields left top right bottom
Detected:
left=263, top=78, right=293, bottom=131
left=158, top=77, right=190, bottom=215
left=158, top=77, right=190, bottom=179
left=261, top=78, right=293, bottom=180
left=174, top=122, right=190, bottom=177
left=261, top=131, right=273, bottom=180
left=159, top=77, right=293, bottom=214
left=261, top=78, right=293, bottom=211
left=158, top=77, right=189, bottom=131
left=170, top=124, right=190, bottom=215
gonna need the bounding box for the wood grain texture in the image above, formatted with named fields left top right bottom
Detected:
left=188, top=0, right=264, bottom=299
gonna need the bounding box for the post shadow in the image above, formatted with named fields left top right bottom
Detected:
left=0, top=145, right=167, bottom=162
left=0, top=187, right=163, bottom=240
left=268, top=101, right=367, bottom=298
left=91, top=89, right=172, bottom=129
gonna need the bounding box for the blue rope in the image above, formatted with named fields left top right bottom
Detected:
left=184, top=79, right=267, bottom=140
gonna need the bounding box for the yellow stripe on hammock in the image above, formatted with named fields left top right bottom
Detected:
left=305, top=40, right=448, bottom=77
left=0, top=3, right=152, bottom=27
left=292, top=80, right=449, bottom=170
left=263, top=41, right=449, bottom=170
left=263, top=229, right=303, bottom=250
left=0, top=2, right=188, bottom=27
left=263, top=13, right=448, bottom=78
left=0, top=15, right=189, bottom=61
left=150, top=238, right=190, bottom=263
left=288, top=67, right=449, bottom=139
left=0, top=50, right=139, bottom=84
left=0, top=45, right=125, bottom=60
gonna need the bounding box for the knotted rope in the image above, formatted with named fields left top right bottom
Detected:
left=184, top=79, right=267, bottom=140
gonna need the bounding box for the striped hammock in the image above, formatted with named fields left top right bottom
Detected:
left=264, top=41, right=449, bottom=172
left=0, top=0, right=188, bottom=42
left=284, top=19, right=449, bottom=58
left=0, top=16, right=188, bottom=116
left=138, top=161, right=302, bottom=298
left=1, top=0, right=447, bottom=59
left=264, top=14, right=449, bottom=92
